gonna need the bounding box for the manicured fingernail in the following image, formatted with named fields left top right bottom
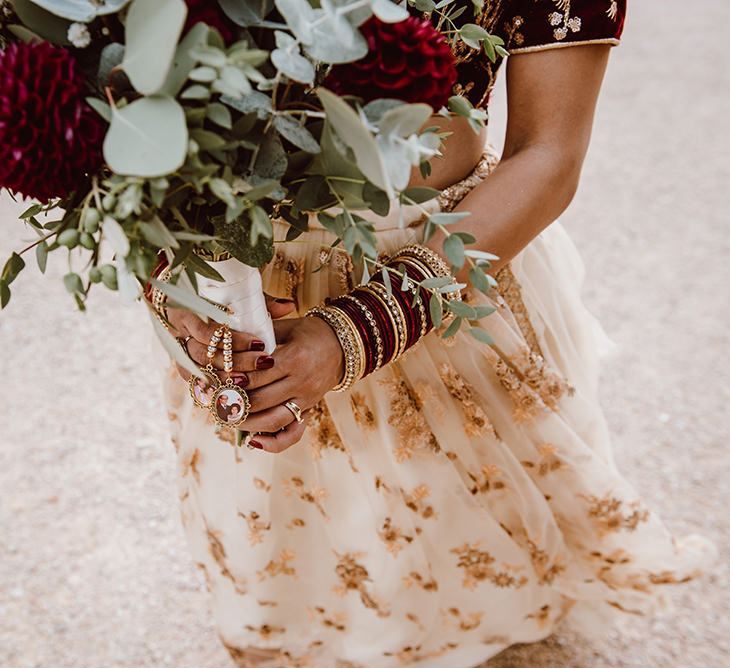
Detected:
left=256, top=355, right=275, bottom=370
left=249, top=340, right=266, bottom=352
left=231, top=373, right=249, bottom=388
left=249, top=440, right=263, bottom=450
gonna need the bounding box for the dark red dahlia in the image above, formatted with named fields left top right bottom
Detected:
left=325, top=16, right=458, bottom=111
left=184, top=0, right=237, bottom=44
left=0, top=42, right=105, bottom=203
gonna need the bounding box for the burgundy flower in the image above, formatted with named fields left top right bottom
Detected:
left=184, top=0, right=237, bottom=44
left=0, top=42, right=105, bottom=203
left=325, top=16, right=458, bottom=111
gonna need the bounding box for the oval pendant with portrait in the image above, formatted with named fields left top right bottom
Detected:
left=189, top=369, right=221, bottom=409
left=211, top=385, right=251, bottom=428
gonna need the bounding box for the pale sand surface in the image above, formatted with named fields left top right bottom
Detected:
left=1, top=2, right=728, bottom=667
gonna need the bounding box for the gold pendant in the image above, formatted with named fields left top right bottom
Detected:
left=210, top=378, right=251, bottom=428
left=189, top=365, right=221, bottom=410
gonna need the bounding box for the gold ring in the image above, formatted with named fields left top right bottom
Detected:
left=177, top=335, right=193, bottom=356
left=284, top=400, right=304, bottom=424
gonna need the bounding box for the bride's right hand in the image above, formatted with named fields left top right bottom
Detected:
left=167, top=296, right=296, bottom=384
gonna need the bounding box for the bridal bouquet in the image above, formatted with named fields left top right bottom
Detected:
left=0, top=0, right=506, bottom=373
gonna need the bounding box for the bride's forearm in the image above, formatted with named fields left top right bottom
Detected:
left=428, top=142, right=584, bottom=279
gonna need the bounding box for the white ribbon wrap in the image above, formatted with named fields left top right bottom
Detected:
left=196, top=258, right=276, bottom=354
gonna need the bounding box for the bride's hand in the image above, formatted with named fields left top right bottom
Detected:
left=238, top=316, right=345, bottom=453
left=168, top=296, right=296, bottom=383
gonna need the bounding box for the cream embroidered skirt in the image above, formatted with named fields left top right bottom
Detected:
left=160, top=151, right=715, bottom=668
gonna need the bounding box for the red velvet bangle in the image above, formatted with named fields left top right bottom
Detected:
left=354, top=287, right=398, bottom=365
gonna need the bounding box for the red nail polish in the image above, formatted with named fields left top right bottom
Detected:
left=256, top=355, right=275, bottom=370
left=250, top=340, right=266, bottom=352
left=249, top=440, right=263, bottom=450
left=232, top=373, right=249, bottom=388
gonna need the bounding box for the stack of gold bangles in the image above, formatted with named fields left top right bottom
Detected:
left=305, top=243, right=462, bottom=392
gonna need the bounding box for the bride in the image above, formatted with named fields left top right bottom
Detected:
left=159, top=1, right=714, bottom=666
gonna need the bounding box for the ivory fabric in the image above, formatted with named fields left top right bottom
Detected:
left=160, top=151, right=715, bottom=668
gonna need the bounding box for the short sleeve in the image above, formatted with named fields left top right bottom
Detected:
left=505, top=0, right=626, bottom=54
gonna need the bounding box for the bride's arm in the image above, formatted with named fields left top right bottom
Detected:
left=430, top=44, right=612, bottom=278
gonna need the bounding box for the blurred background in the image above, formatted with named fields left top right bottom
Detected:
left=1, top=1, right=729, bottom=666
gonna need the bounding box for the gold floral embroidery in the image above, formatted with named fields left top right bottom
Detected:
left=283, top=476, right=330, bottom=519
left=405, top=612, right=425, bottom=630
left=467, top=463, right=507, bottom=495
left=243, top=623, right=286, bottom=640
left=379, top=367, right=440, bottom=462
left=438, top=363, right=495, bottom=437
left=272, top=250, right=304, bottom=300
left=377, top=516, right=414, bottom=556
left=526, top=604, right=552, bottom=628
left=548, top=0, right=582, bottom=41
left=237, top=510, right=271, bottom=546
left=510, top=347, right=574, bottom=410
left=257, top=599, right=278, bottom=607
left=308, top=401, right=358, bottom=472
left=207, top=529, right=247, bottom=593
left=287, top=517, right=306, bottom=529
left=527, top=540, right=565, bottom=585
left=253, top=477, right=271, bottom=492
left=332, top=551, right=390, bottom=618
left=402, top=569, right=438, bottom=592
left=581, top=494, right=650, bottom=535
left=444, top=607, right=484, bottom=632
left=350, top=391, right=376, bottom=429
left=503, top=14, right=525, bottom=48
left=307, top=605, right=347, bottom=632
left=493, top=358, right=543, bottom=422
left=450, top=542, right=528, bottom=590
left=332, top=248, right=355, bottom=293
left=521, top=443, right=565, bottom=476
left=437, top=149, right=500, bottom=212
left=181, top=448, right=202, bottom=484
left=257, top=548, right=297, bottom=581
left=400, top=483, right=437, bottom=520
left=494, top=264, right=544, bottom=357
left=382, top=642, right=458, bottom=664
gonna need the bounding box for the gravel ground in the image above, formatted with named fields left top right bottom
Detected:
left=1, top=2, right=729, bottom=667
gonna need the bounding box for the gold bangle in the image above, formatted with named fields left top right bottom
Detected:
left=394, top=244, right=463, bottom=303
left=389, top=256, right=432, bottom=340
left=339, top=294, right=385, bottom=371
left=305, top=306, right=362, bottom=392
left=358, top=285, right=401, bottom=366
left=328, top=304, right=366, bottom=382
left=365, top=281, right=408, bottom=361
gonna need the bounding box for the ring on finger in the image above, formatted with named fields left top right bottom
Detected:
left=177, top=335, right=193, bottom=356
left=284, top=400, right=304, bottom=424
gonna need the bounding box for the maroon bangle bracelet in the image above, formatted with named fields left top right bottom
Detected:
left=355, top=287, right=398, bottom=366
left=331, top=295, right=377, bottom=376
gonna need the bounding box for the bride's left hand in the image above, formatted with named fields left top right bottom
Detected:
left=239, top=316, right=345, bottom=452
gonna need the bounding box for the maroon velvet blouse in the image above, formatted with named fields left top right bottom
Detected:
left=423, top=0, right=627, bottom=110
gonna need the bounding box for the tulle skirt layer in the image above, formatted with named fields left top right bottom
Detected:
left=160, top=151, right=715, bottom=668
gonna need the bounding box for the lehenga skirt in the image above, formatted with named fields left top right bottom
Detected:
left=160, top=149, right=715, bottom=668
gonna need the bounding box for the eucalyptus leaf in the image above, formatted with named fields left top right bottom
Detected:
left=104, top=96, right=188, bottom=177
left=317, top=88, right=391, bottom=197
left=102, top=215, right=131, bottom=257
left=469, top=327, right=494, bottom=345
left=221, top=91, right=272, bottom=119
left=159, top=23, right=210, bottom=97
left=35, top=241, right=49, bottom=274
left=429, top=293, right=442, bottom=329
left=122, top=0, right=187, bottom=95
left=443, top=234, right=466, bottom=268
left=213, top=215, right=274, bottom=268
left=371, top=0, right=408, bottom=22
left=218, top=0, right=274, bottom=26
left=442, top=315, right=462, bottom=339
left=29, top=0, right=131, bottom=22
left=206, top=102, right=233, bottom=129
left=97, top=42, right=125, bottom=88
left=12, top=0, right=70, bottom=45
left=273, top=115, right=320, bottom=153
left=86, top=97, right=111, bottom=123
left=271, top=47, right=315, bottom=84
